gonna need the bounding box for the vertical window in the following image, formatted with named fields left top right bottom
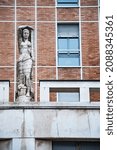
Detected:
left=58, top=24, right=80, bottom=66
left=57, top=0, right=79, bottom=6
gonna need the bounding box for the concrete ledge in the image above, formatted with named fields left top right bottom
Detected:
left=0, top=102, right=100, bottom=110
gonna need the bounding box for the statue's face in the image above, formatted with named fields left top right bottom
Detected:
left=23, top=29, right=29, bottom=39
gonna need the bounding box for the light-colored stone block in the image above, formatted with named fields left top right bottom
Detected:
left=35, top=140, right=52, bottom=150
left=0, top=110, right=23, bottom=138
left=12, top=138, right=35, bottom=150
left=0, top=108, right=100, bottom=139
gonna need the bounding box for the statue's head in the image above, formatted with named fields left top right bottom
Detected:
left=23, top=29, right=30, bottom=40
left=18, top=26, right=33, bottom=44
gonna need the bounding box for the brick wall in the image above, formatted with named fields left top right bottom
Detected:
left=0, top=0, right=100, bottom=102
left=57, top=8, right=79, bottom=21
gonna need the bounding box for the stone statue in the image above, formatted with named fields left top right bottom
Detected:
left=16, top=26, right=34, bottom=101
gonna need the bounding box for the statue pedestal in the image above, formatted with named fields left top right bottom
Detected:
left=17, top=95, right=31, bottom=103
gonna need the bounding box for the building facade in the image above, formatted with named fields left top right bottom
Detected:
left=0, top=0, right=100, bottom=150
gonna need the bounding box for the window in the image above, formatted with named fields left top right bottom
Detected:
left=57, top=0, right=79, bottom=6
left=58, top=92, right=80, bottom=102
left=53, top=141, right=100, bottom=150
left=58, top=24, right=80, bottom=66
left=57, top=88, right=80, bottom=102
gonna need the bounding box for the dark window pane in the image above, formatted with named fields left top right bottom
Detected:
left=80, top=142, right=100, bottom=150
left=53, top=142, right=76, bottom=150
left=52, top=141, right=100, bottom=150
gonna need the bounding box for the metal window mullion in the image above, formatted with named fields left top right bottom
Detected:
left=58, top=50, right=80, bottom=53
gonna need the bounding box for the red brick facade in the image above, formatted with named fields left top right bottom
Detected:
left=0, top=0, right=100, bottom=101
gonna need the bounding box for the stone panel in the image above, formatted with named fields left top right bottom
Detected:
left=0, top=109, right=100, bottom=138
left=36, top=140, right=52, bottom=150
left=0, top=110, right=23, bottom=138
left=12, top=138, right=35, bottom=150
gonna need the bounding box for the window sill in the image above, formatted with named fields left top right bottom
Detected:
left=0, top=102, right=100, bottom=109
left=56, top=6, right=80, bottom=8
left=57, top=66, right=81, bottom=68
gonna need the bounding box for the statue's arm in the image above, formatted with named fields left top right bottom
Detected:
left=31, top=48, right=34, bottom=61
left=29, top=44, right=34, bottom=61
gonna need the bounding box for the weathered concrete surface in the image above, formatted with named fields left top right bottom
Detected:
left=0, top=107, right=100, bottom=139
left=0, top=110, right=23, bottom=137
left=12, top=138, right=35, bottom=150
left=35, top=140, right=52, bottom=150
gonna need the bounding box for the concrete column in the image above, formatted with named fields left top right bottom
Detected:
left=0, top=81, right=9, bottom=102
left=40, top=86, right=49, bottom=102
left=80, top=87, right=90, bottom=102
left=36, top=140, right=52, bottom=150
left=12, top=138, right=35, bottom=150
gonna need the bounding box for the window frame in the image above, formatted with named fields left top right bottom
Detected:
left=57, top=0, right=79, bottom=6
left=57, top=24, right=80, bottom=67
